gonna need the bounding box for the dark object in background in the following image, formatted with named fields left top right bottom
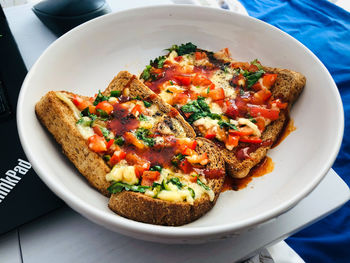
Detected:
left=0, top=6, right=62, bottom=235
left=32, top=0, right=111, bottom=36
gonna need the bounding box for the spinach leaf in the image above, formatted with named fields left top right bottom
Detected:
left=139, top=114, right=148, bottom=121
left=218, top=120, right=238, bottom=131
left=197, top=178, right=210, bottom=191
left=188, top=187, right=195, bottom=198
left=150, top=165, right=162, bottom=172
left=166, top=42, right=197, bottom=56
left=114, top=136, right=125, bottom=146
left=169, top=177, right=183, bottom=189
left=151, top=56, right=166, bottom=69
left=107, top=182, right=150, bottom=194
left=143, top=101, right=152, bottom=108
left=110, top=90, right=122, bottom=97
left=245, top=69, right=265, bottom=89
left=141, top=65, right=152, bottom=81
left=96, top=109, right=109, bottom=118
left=135, top=128, right=155, bottom=147
left=93, top=90, right=109, bottom=106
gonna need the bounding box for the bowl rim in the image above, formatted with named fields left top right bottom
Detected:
left=17, top=4, right=344, bottom=239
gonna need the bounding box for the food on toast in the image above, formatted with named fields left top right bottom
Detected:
left=140, top=43, right=306, bottom=178
left=35, top=71, right=225, bottom=225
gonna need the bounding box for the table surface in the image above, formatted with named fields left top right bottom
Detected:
left=1, top=1, right=350, bottom=262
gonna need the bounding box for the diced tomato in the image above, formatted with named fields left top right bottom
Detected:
left=215, top=99, right=225, bottom=108
left=231, top=62, right=250, bottom=70
left=229, top=126, right=254, bottom=136
left=263, top=73, right=278, bottom=88
left=134, top=164, right=150, bottom=179
left=96, top=101, right=113, bottom=114
left=251, top=82, right=263, bottom=91
left=255, top=117, right=266, bottom=131
left=124, top=132, right=146, bottom=150
left=73, top=95, right=92, bottom=111
left=225, top=134, right=239, bottom=149
left=189, top=175, right=198, bottom=183
left=87, top=135, right=107, bottom=152
left=204, top=128, right=216, bottom=139
left=250, top=106, right=280, bottom=121
left=106, top=139, right=115, bottom=149
left=225, top=100, right=239, bottom=119
left=93, top=126, right=104, bottom=137
left=250, top=89, right=272, bottom=105
left=172, top=92, right=189, bottom=105
left=174, top=75, right=192, bottom=86
left=208, top=88, right=225, bottom=101
left=179, top=159, right=193, bottom=174
left=88, top=105, right=96, bottom=114
left=272, top=99, right=288, bottom=109
left=141, top=171, right=160, bottom=186
left=230, top=74, right=245, bottom=87
left=192, top=74, right=212, bottom=86
left=174, top=56, right=183, bottom=62
left=195, top=51, right=207, bottom=60
left=179, top=139, right=197, bottom=150
left=109, top=150, right=126, bottom=166
left=239, top=136, right=262, bottom=143
left=130, top=104, right=143, bottom=116
left=182, top=147, right=195, bottom=156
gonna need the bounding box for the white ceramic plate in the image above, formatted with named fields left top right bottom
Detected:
left=17, top=5, right=343, bottom=244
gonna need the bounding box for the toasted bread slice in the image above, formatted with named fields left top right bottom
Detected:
left=108, top=137, right=225, bottom=226
left=36, top=71, right=225, bottom=225
left=223, top=67, right=306, bottom=178
left=35, top=91, right=112, bottom=196
left=139, top=46, right=306, bottom=179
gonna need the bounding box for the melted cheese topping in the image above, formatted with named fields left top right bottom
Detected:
left=106, top=163, right=139, bottom=185
left=55, top=92, right=81, bottom=119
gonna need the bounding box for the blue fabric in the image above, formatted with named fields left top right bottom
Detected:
left=238, top=0, right=350, bottom=262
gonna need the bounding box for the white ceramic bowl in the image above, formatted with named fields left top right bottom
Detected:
left=17, top=5, right=343, bottom=244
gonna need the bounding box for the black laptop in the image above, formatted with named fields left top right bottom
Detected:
left=0, top=6, right=62, bottom=235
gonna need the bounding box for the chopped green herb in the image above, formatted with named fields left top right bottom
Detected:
left=110, top=90, right=122, bottom=97
left=169, top=177, right=183, bottom=189
left=135, top=128, right=155, bottom=147
left=171, top=153, right=185, bottom=167
left=76, top=117, right=92, bottom=127
left=151, top=56, right=166, bottom=69
left=114, top=136, right=125, bottom=146
left=240, top=88, right=245, bottom=95
left=143, top=100, right=152, bottom=108
left=207, top=87, right=210, bottom=94
left=139, top=114, right=148, bottom=121
left=150, top=165, right=162, bottom=172
left=223, top=66, right=230, bottom=74
left=169, top=80, right=174, bottom=85
left=245, top=69, right=265, bottom=89
left=250, top=59, right=263, bottom=70
left=218, top=120, right=239, bottom=131
left=107, top=182, right=150, bottom=194
left=100, top=127, right=110, bottom=138
left=166, top=42, right=197, bottom=56
left=197, top=178, right=210, bottom=191
left=81, top=107, right=90, bottom=117
left=188, top=187, right=195, bottom=198
left=93, top=90, right=109, bottom=106
left=132, top=96, right=142, bottom=100
left=103, top=155, right=111, bottom=162
left=141, top=65, right=152, bottom=81
left=249, top=117, right=257, bottom=123
left=96, top=109, right=109, bottom=118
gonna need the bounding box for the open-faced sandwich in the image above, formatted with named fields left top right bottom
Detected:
left=140, top=43, right=306, bottom=178
left=35, top=71, right=225, bottom=226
